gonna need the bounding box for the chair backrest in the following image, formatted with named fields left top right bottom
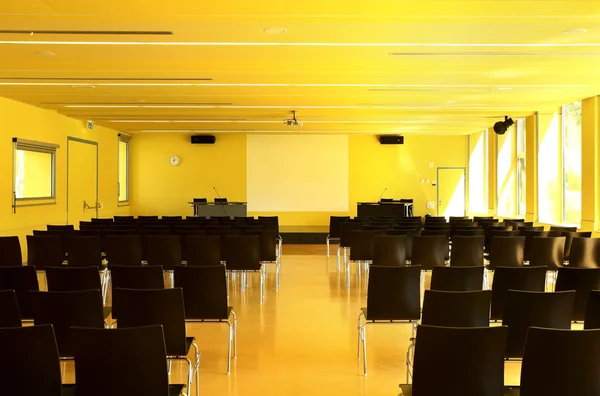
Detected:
left=0, top=266, right=39, bottom=319
left=174, top=265, right=228, bottom=320
left=411, top=325, right=507, bottom=396
left=0, top=324, right=62, bottom=396
left=560, top=231, right=592, bottom=260
left=138, top=215, right=159, bottom=221
left=450, top=236, right=484, bottom=267
left=430, top=266, right=484, bottom=291
left=424, top=216, right=447, bottom=224
left=349, top=230, right=380, bottom=261
left=549, top=225, right=578, bottom=234
left=214, top=197, right=228, bottom=203
left=585, top=290, right=600, bottom=329
left=162, top=216, right=183, bottom=221
left=0, top=290, right=22, bottom=327
left=223, top=235, right=261, bottom=271
left=0, top=236, right=22, bottom=266
left=488, top=236, right=525, bottom=269
left=484, top=225, right=512, bottom=251
left=143, top=235, right=182, bottom=270
left=72, top=325, right=171, bottom=396
left=503, top=290, right=574, bottom=359
left=193, top=198, right=208, bottom=203
left=66, top=236, right=102, bottom=268
left=520, top=327, right=600, bottom=396
left=490, top=266, right=547, bottom=320
left=47, top=224, right=75, bottom=233
left=114, top=216, right=135, bottom=222
left=185, top=235, right=221, bottom=266
left=105, top=235, right=143, bottom=267
left=522, top=230, right=552, bottom=261
left=45, top=266, right=102, bottom=292
left=555, top=267, right=600, bottom=321
left=110, top=265, right=165, bottom=291
left=31, top=289, right=105, bottom=357
left=411, top=235, right=448, bottom=270
left=365, top=266, right=420, bottom=320
left=339, top=221, right=363, bottom=248
left=112, top=288, right=187, bottom=356
left=26, top=235, right=64, bottom=269
left=528, top=236, right=565, bottom=269
left=568, top=237, right=600, bottom=268
left=372, top=235, right=406, bottom=266
left=328, top=216, right=350, bottom=239
left=421, top=290, right=491, bottom=327
left=518, top=226, right=544, bottom=234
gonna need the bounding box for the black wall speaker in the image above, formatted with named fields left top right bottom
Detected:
left=191, top=135, right=216, bottom=144
left=379, top=135, right=404, bottom=145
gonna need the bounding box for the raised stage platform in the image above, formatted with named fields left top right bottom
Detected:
left=280, top=226, right=329, bottom=244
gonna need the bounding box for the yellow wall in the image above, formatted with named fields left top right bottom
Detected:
left=130, top=133, right=468, bottom=225
left=0, top=97, right=129, bottom=260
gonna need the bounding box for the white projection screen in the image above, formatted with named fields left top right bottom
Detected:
left=247, top=135, right=349, bottom=212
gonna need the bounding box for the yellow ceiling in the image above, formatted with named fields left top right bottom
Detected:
left=0, top=0, right=599, bottom=135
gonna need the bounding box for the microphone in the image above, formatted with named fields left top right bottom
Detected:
left=378, top=188, right=387, bottom=202
left=213, top=187, right=229, bottom=218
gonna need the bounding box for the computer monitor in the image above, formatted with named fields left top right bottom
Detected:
left=214, top=198, right=228, bottom=203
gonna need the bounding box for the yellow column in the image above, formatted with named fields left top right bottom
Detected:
left=581, top=96, right=599, bottom=231
left=487, top=128, right=497, bottom=215
left=525, top=114, right=538, bottom=222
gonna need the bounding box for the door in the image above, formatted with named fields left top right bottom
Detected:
left=437, top=167, right=466, bottom=218
left=67, top=138, right=98, bottom=226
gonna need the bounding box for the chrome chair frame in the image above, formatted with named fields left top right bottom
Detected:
left=227, top=266, right=266, bottom=304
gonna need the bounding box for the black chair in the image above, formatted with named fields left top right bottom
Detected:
left=421, top=290, right=491, bottom=327
left=26, top=235, right=64, bottom=269
left=401, top=325, right=508, bottom=395
left=72, top=325, right=187, bottom=396
left=549, top=225, right=578, bottom=234
left=138, top=215, right=159, bottom=221
left=519, top=327, right=600, bottom=396
left=484, top=225, right=513, bottom=252
left=114, top=216, right=135, bottom=222
left=411, top=235, right=448, bottom=269
left=0, top=290, right=22, bottom=327
left=45, top=266, right=102, bottom=292
left=555, top=267, right=600, bottom=321
left=47, top=224, right=75, bottom=233
left=0, top=266, right=39, bottom=319
left=105, top=235, right=143, bottom=267
left=110, top=265, right=165, bottom=291
left=503, top=290, right=574, bottom=359
left=31, top=289, right=105, bottom=358
left=338, top=221, right=363, bottom=269
left=326, top=216, right=350, bottom=257
left=474, top=216, right=494, bottom=222
left=450, top=236, right=484, bottom=267
left=559, top=231, right=592, bottom=261
left=584, top=290, right=600, bottom=329
left=522, top=230, right=552, bottom=262
left=357, top=265, right=421, bottom=375
left=223, top=235, right=264, bottom=303
left=487, top=236, right=525, bottom=269
left=528, top=236, right=565, bottom=270
left=163, top=216, right=183, bottom=221
left=0, top=236, right=22, bottom=266
left=453, top=227, right=485, bottom=237
left=144, top=235, right=182, bottom=271
left=348, top=230, right=380, bottom=282
left=112, top=288, right=199, bottom=394
left=568, top=237, right=600, bottom=268
left=518, top=226, right=544, bottom=234
left=66, top=236, right=102, bottom=268
left=245, top=229, right=280, bottom=290
left=372, top=235, right=406, bottom=266
left=490, top=266, right=547, bottom=321
left=174, top=265, right=237, bottom=374
left=0, top=324, right=67, bottom=396
left=185, top=235, right=222, bottom=266
left=430, top=266, right=484, bottom=291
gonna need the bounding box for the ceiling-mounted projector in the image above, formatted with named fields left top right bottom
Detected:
left=283, top=110, right=303, bottom=127
left=493, top=116, right=514, bottom=135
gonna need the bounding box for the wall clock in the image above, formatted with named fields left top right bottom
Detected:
left=169, top=155, right=180, bottom=167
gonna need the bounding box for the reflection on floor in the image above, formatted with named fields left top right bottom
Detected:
left=55, top=244, right=532, bottom=396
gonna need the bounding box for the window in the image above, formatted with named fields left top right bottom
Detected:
left=118, top=134, right=130, bottom=203
left=516, top=119, right=526, bottom=216
left=13, top=138, right=59, bottom=206
left=538, top=112, right=561, bottom=224
left=497, top=123, right=516, bottom=216
left=562, top=101, right=582, bottom=224
left=468, top=130, right=487, bottom=213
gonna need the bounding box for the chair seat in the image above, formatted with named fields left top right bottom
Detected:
left=186, top=307, right=233, bottom=322
left=60, top=384, right=186, bottom=396
left=361, top=307, right=418, bottom=322
left=399, top=384, right=520, bottom=395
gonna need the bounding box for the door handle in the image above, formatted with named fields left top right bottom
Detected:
left=83, top=200, right=101, bottom=210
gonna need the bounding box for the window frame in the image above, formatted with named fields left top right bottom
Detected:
left=561, top=101, right=582, bottom=225
left=516, top=119, right=526, bottom=216
left=12, top=138, right=59, bottom=209
left=118, top=134, right=131, bottom=205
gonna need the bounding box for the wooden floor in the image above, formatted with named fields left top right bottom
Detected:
left=61, top=244, right=528, bottom=395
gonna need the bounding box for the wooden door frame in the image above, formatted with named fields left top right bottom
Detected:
left=66, top=137, right=99, bottom=224
left=436, top=167, right=467, bottom=217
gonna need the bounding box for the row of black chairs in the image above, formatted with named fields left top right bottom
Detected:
left=0, top=264, right=236, bottom=375
left=357, top=265, right=600, bottom=376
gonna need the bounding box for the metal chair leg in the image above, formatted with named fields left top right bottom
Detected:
left=362, top=324, right=368, bottom=376
left=226, top=321, right=233, bottom=374
left=231, top=310, right=238, bottom=358
left=326, top=236, right=330, bottom=257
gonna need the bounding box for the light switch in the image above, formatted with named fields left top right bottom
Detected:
left=427, top=201, right=435, bottom=209
left=429, top=162, right=435, bottom=168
